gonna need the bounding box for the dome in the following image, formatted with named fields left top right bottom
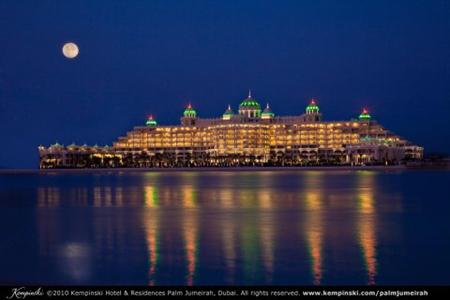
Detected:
left=222, top=104, right=234, bottom=120
left=359, top=108, right=371, bottom=120
left=239, top=90, right=261, bottom=110
left=146, top=115, right=157, bottom=126
left=239, top=97, right=261, bottom=109
left=238, top=90, right=262, bottom=118
left=183, top=104, right=197, bottom=118
left=261, top=103, right=274, bottom=119
left=51, top=142, right=62, bottom=148
left=305, top=99, right=320, bottom=114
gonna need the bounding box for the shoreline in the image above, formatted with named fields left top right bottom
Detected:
left=1, top=164, right=448, bottom=174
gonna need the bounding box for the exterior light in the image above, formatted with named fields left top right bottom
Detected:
left=359, top=108, right=371, bottom=120
left=146, top=115, right=157, bottom=126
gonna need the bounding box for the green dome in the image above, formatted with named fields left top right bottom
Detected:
left=261, top=103, right=274, bottom=119
left=306, top=99, right=320, bottom=113
left=239, top=98, right=261, bottom=108
left=239, top=90, right=261, bottom=108
left=238, top=90, right=262, bottom=118
left=183, top=104, right=197, bottom=118
left=146, top=115, right=157, bottom=126
left=239, top=99, right=261, bottom=109
left=359, top=108, right=371, bottom=120
left=222, top=104, right=234, bottom=120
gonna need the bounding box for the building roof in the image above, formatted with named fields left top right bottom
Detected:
left=306, top=99, right=320, bottom=113
left=359, top=108, right=371, bottom=120
left=146, top=115, right=157, bottom=126
left=183, top=104, right=197, bottom=117
left=261, top=103, right=275, bottom=118
left=223, top=104, right=233, bottom=114
left=239, top=90, right=261, bottom=109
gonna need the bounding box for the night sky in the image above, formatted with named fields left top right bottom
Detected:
left=1, top=0, right=449, bottom=168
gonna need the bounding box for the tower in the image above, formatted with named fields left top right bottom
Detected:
left=358, top=108, right=372, bottom=138
left=261, top=103, right=275, bottom=120
left=146, top=115, right=157, bottom=127
left=359, top=108, right=372, bottom=121
left=181, top=104, right=197, bottom=126
left=222, top=104, right=234, bottom=120
left=304, top=99, right=322, bottom=122
left=238, top=90, right=262, bottom=118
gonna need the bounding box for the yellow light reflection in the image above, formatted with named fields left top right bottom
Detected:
left=357, top=172, right=377, bottom=285
left=104, top=187, right=112, bottom=207
left=115, top=187, right=123, bottom=207
left=181, top=182, right=199, bottom=285
left=183, top=212, right=198, bottom=286
left=180, top=173, right=198, bottom=209
left=37, top=187, right=60, bottom=207
left=222, top=216, right=236, bottom=284
left=93, top=187, right=101, bottom=207
left=144, top=186, right=159, bottom=208
left=258, top=188, right=274, bottom=282
left=219, top=189, right=234, bottom=209
left=304, top=172, right=323, bottom=285
left=259, top=188, right=273, bottom=210
left=143, top=210, right=159, bottom=286
left=142, top=184, right=160, bottom=285
left=182, top=186, right=197, bottom=208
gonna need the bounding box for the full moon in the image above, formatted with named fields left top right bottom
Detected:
left=62, top=42, right=79, bottom=59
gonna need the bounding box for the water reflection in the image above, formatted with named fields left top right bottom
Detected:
left=37, top=187, right=60, bottom=207
left=357, top=172, right=377, bottom=285
left=144, top=186, right=159, bottom=208
left=183, top=211, right=198, bottom=285
left=33, top=171, right=385, bottom=285
left=303, top=172, right=324, bottom=285
left=259, top=188, right=275, bottom=283
left=144, top=209, right=159, bottom=285
left=181, top=179, right=199, bottom=285
left=222, top=214, right=237, bottom=284
left=58, top=243, right=92, bottom=282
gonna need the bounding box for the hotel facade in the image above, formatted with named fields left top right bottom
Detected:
left=39, top=92, right=423, bottom=168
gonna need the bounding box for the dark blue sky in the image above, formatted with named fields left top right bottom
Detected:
left=1, top=0, right=449, bottom=168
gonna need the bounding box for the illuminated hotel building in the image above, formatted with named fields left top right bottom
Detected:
left=39, top=92, right=423, bottom=168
